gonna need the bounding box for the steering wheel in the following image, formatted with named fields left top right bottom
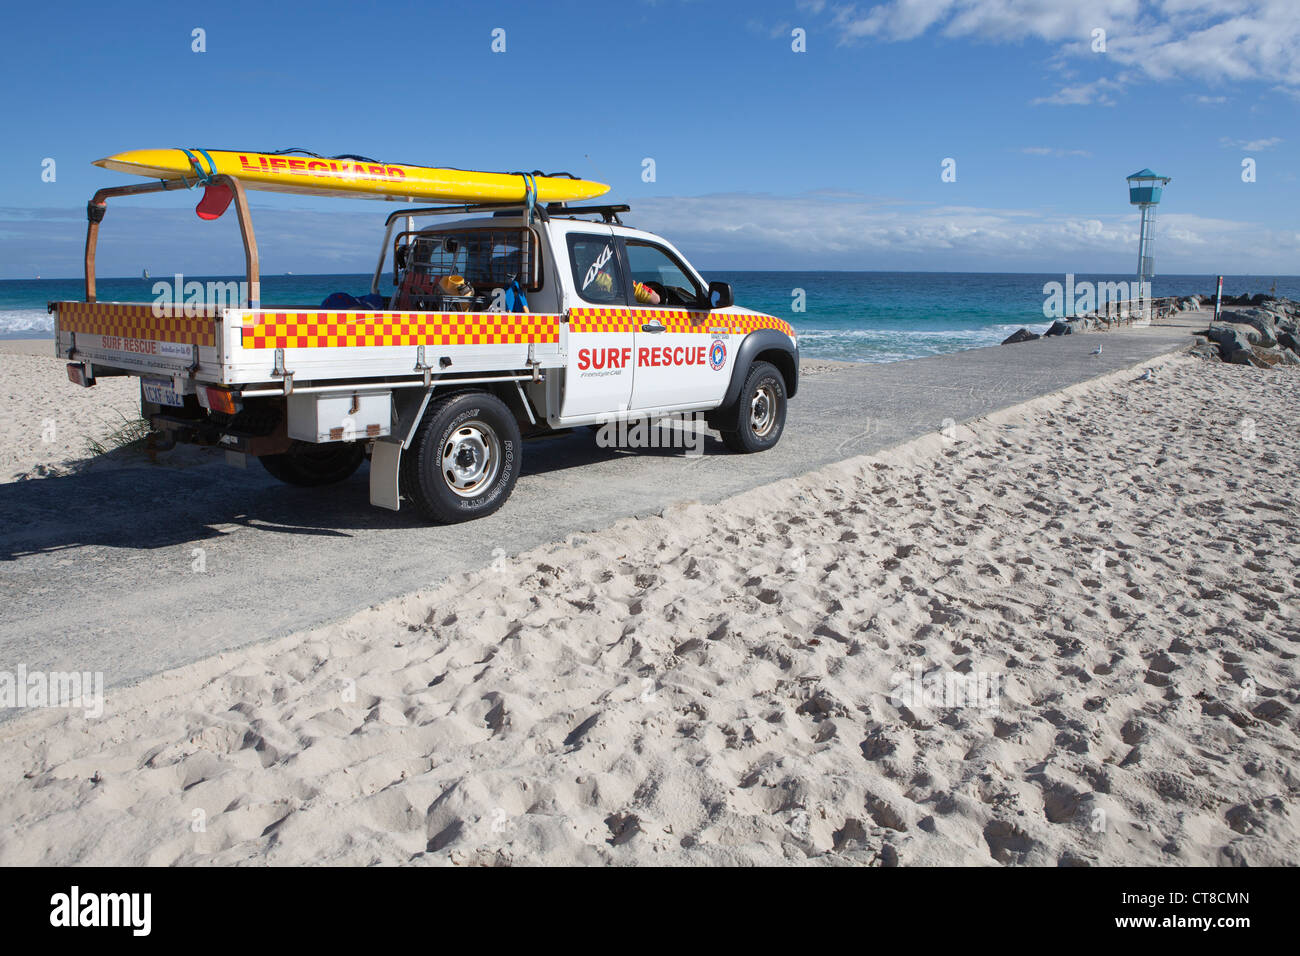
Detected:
left=641, top=280, right=667, bottom=303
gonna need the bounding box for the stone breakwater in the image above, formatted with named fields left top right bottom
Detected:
left=999, top=294, right=1300, bottom=370
left=1194, top=296, right=1300, bottom=368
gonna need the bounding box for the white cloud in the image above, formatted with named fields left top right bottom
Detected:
left=1031, top=77, right=1123, bottom=106
left=827, top=0, right=1300, bottom=101
left=746, top=19, right=793, bottom=39
left=624, top=193, right=1300, bottom=273
left=6, top=190, right=1295, bottom=281
left=0, top=204, right=386, bottom=280
left=1020, top=147, right=1093, bottom=157
left=832, top=0, right=1137, bottom=44
left=1220, top=136, right=1283, bottom=150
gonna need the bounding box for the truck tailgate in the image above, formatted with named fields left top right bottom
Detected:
left=52, top=301, right=221, bottom=379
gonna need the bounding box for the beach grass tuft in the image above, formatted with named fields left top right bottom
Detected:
left=84, top=411, right=154, bottom=457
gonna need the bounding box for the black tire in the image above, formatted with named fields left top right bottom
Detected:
left=260, top=440, right=366, bottom=486
left=401, top=391, right=521, bottom=523
left=718, top=360, right=787, bottom=454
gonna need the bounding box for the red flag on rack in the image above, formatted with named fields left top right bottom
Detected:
left=196, top=183, right=233, bottom=220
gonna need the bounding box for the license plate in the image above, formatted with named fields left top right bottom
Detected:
left=142, top=378, right=184, bottom=408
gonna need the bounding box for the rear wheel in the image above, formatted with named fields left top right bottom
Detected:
left=719, top=361, right=787, bottom=454
left=401, top=391, right=521, bottom=523
left=260, top=440, right=366, bottom=486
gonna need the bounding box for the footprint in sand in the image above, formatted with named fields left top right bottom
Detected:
left=982, top=819, right=1038, bottom=864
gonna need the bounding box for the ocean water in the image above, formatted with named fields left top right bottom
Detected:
left=4, top=272, right=1297, bottom=363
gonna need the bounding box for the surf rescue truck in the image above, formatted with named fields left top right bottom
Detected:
left=52, top=154, right=798, bottom=523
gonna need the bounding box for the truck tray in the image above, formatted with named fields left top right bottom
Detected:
left=52, top=301, right=566, bottom=386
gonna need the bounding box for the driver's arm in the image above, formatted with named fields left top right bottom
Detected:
left=633, top=280, right=662, bottom=305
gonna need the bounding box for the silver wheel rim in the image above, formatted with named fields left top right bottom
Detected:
left=442, top=421, right=501, bottom=497
left=750, top=384, right=778, bottom=438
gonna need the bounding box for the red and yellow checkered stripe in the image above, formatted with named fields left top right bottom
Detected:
left=53, top=302, right=217, bottom=347
left=568, top=307, right=794, bottom=337
left=241, top=311, right=561, bottom=349
left=727, top=311, right=795, bottom=337
left=567, top=307, right=644, bottom=334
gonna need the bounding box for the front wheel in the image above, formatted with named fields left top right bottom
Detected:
left=719, top=361, right=787, bottom=454
left=260, top=440, right=366, bottom=486
left=401, top=391, right=521, bottom=523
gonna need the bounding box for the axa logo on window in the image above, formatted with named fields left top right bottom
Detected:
left=582, top=244, right=614, bottom=291
left=49, top=886, right=151, bottom=937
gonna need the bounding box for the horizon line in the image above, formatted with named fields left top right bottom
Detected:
left=5, top=269, right=1297, bottom=283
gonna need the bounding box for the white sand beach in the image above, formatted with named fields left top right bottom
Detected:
left=0, top=340, right=142, bottom=481
left=1, top=352, right=1295, bottom=866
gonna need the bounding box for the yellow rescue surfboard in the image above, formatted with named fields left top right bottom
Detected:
left=94, top=148, right=609, bottom=204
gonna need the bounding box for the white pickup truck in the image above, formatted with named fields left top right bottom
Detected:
left=53, top=192, right=799, bottom=523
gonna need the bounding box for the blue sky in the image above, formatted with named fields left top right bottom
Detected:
left=1, top=0, right=1296, bottom=277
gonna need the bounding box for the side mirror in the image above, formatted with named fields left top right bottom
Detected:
left=708, top=281, right=734, bottom=309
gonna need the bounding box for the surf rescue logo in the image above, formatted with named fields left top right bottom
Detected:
left=576, top=345, right=711, bottom=374
left=709, top=338, right=727, bottom=370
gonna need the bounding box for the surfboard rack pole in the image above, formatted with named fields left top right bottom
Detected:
left=83, top=174, right=260, bottom=308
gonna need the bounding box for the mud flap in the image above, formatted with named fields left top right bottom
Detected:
left=370, top=385, right=440, bottom=511
left=369, top=438, right=403, bottom=511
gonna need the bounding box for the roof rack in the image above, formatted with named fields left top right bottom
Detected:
left=544, top=203, right=631, bottom=225
left=385, top=202, right=546, bottom=227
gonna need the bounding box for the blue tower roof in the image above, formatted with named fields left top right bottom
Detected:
left=1126, top=168, right=1170, bottom=181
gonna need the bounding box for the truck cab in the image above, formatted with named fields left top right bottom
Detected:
left=380, top=205, right=798, bottom=432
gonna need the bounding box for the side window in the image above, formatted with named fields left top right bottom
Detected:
left=625, top=242, right=705, bottom=307
left=568, top=235, right=625, bottom=305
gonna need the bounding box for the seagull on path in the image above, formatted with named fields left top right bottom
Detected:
left=1091, top=344, right=1103, bottom=356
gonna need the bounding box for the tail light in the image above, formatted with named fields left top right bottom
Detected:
left=199, top=386, right=241, bottom=415
left=66, top=363, right=95, bottom=387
